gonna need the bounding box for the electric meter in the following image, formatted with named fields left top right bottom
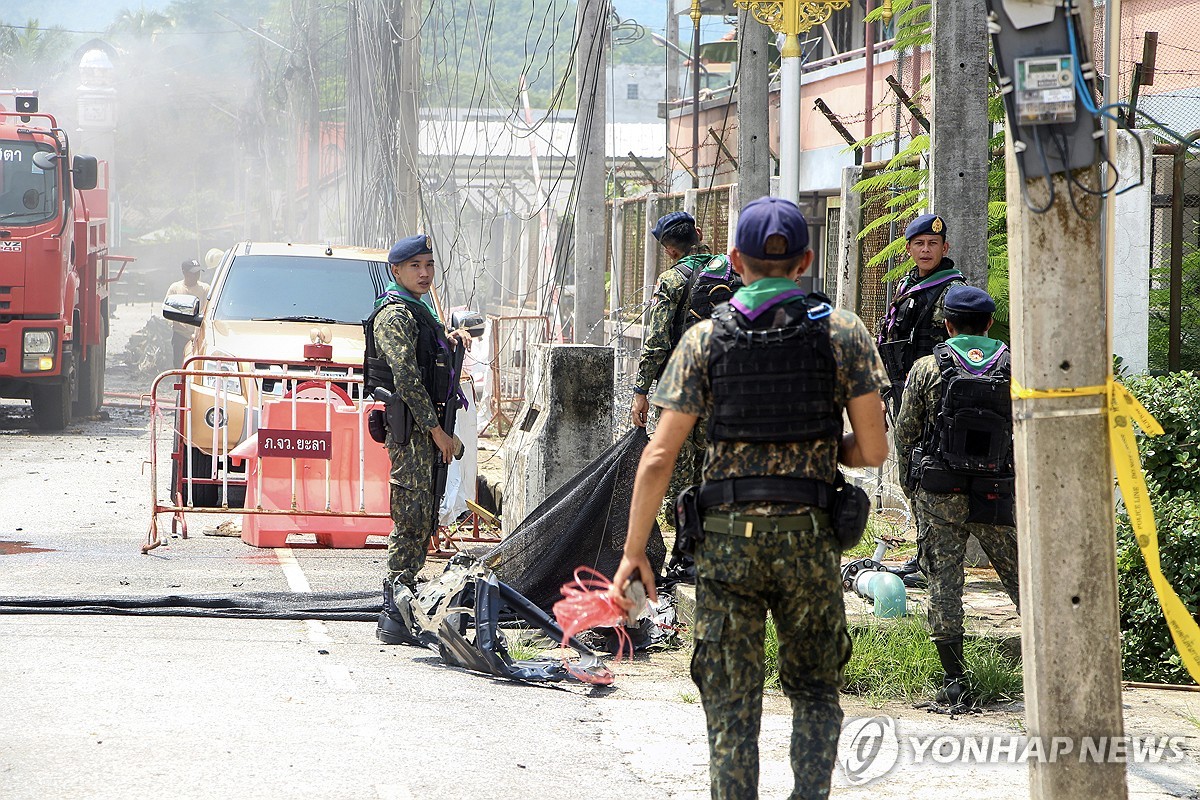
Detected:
left=1015, top=55, right=1077, bottom=125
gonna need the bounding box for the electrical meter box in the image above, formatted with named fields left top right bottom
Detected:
left=986, top=0, right=1102, bottom=179
left=1015, top=55, right=1077, bottom=125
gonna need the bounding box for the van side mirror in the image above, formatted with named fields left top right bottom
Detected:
left=450, top=310, right=486, bottom=339
left=163, top=294, right=202, bottom=327
left=72, top=155, right=98, bottom=191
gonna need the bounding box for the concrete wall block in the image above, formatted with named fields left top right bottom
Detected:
left=501, top=344, right=615, bottom=533
left=1112, top=130, right=1154, bottom=374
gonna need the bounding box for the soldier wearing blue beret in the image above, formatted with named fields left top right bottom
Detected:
left=893, top=284, right=1020, bottom=709
left=876, top=213, right=966, bottom=411
left=877, top=213, right=966, bottom=583
left=364, top=234, right=469, bottom=645
left=613, top=196, right=889, bottom=799
left=632, top=209, right=743, bottom=581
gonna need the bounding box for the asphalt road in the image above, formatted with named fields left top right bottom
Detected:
left=0, top=305, right=1197, bottom=799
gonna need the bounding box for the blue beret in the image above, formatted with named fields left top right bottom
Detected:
left=650, top=211, right=695, bottom=242
left=944, top=285, right=996, bottom=314
left=388, top=234, right=433, bottom=264
left=735, top=196, right=809, bottom=260
left=905, top=213, right=947, bottom=240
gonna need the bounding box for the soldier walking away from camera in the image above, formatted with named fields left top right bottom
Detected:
left=165, top=259, right=210, bottom=367
left=611, top=197, right=889, bottom=800
left=363, top=235, right=468, bottom=645
left=630, top=211, right=741, bottom=581
left=893, top=285, right=1020, bottom=709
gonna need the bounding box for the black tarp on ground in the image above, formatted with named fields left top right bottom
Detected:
left=485, top=427, right=667, bottom=611
left=0, top=591, right=379, bottom=621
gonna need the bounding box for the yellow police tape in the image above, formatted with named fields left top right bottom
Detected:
left=1012, top=378, right=1200, bottom=685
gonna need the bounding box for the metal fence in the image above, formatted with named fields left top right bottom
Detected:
left=1150, top=136, right=1200, bottom=372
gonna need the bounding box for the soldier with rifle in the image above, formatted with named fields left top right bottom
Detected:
left=363, top=234, right=469, bottom=646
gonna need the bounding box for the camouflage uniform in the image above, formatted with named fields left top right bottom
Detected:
left=373, top=299, right=440, bottom=588
left=893, top=349, right=1020, bottom=642
left=655, top=299, right=888, bottom=800
left=878, top=262, right=963, bottom=416
left=636, top=257, right=719, bottom=502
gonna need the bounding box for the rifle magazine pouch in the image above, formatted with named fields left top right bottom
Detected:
left=830, top=475, right=871, bottom=551
left=919, top=466, right=969, bottom=495
left=367, top=409, right=387, bottom=444
left=966, top=477, right=1017, bottom=527
left=387, top=399, right=414, bottom=447
left=673, top=484, right=703, bottom=558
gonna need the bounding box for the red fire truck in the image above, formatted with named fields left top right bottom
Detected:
left=0, top=94, right=121, bottom=429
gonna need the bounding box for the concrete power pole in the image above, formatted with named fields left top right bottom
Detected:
left=396, top=0, right=421, bottom=231
left=928, top=0, right=989, bottom=288
left=574, top=0, right=608, bottom=344
left=1006, top=77, right=1129, bottom=800
left=737, top=7, right=771, bottom=206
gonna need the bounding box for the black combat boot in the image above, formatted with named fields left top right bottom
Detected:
left=887, top=555, right=927, bottom=589
left=934, top=638, right=973, bottom=708
left=377, top=578, right=420, bottom=646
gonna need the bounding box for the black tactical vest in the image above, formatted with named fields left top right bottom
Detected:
left=923, top=342, right=1014, bottom=477
left=670, top=254, right=744, bottom=345
left=363, top=296, right=450, bottom=407
left=877, top=262, right=965, bottom=385
left=707, top=294, right=842, bottom=444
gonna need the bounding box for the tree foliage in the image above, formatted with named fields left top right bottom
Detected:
left=851, top=0, right=1011, bottom=339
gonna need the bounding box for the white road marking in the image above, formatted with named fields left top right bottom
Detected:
left=275, top=546, right=357, bottom=692
left=274, top=547, right=312, bottom=592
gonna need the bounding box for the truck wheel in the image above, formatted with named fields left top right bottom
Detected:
left=31, top=351, right=74, bottom=431
left=73, top=340, right=106, bottom=417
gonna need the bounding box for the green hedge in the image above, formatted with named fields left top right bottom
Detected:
left=1116, top=373, right=1200, bottom=684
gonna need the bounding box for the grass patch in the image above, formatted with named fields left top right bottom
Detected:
left=679, top=691, right=699, bottom=704
left=763, top=612, right=1023, bottom=705
left=843, top=514, right=916, bottom=560
left=504, top=633, right=547, bottom=661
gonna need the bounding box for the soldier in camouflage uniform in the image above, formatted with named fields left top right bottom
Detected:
left=878, top=214, right=965, bottom=584
left=631, top=212, right=731, bottom=518
left=613, top=197, right=889, bottom=800
left=369, top=235, right=464, bottom=645
left=893, top=285, right=1020, bottom=707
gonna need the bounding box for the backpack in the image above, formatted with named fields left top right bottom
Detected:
left=927, top=342, right=1013, bottom=477
left=670, top=254, right=743, bottom=345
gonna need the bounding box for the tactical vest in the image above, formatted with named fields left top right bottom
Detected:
left=670, top=254, right=744, bottom=346
left=923, top=342, right=1014, bottom=477
left=707, top=293, right=842, bottom=444
left=877, top=264, right=965, bottom=385
left=363, top=296, right=451, bottom=407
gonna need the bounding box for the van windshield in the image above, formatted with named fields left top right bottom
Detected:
left=0, top=141, right=59, bottom=225
left=211, top=254, right=395, bottom=324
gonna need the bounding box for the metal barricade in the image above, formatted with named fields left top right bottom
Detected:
left=144, top=356, right=500, bottom=556
left=483, top=314, right=551, bottom=436
left=144, top=356, right=387, bottom=552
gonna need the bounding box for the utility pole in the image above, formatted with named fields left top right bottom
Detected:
left=737, top=6, right=771, bottom=205
left=305, top=0, right=320, bottom=241
left=574, top=0, right=608, bottom=344
left=396, top=0, right=421, bottom=231
left=1006, top=25, right=1129, bottom=800
left=928, top=0, right=989, bottom=288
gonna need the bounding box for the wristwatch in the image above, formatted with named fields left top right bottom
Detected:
left=632, top=386, right=649, bottom=396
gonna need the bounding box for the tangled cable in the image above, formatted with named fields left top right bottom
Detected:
left=552, top=566, right=635, bottom=684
